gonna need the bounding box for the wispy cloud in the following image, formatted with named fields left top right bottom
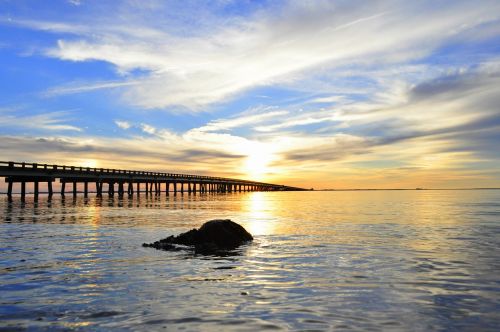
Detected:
left=43, top=81, right=137, bottom=97
left=194, top=107, right=288, bottom=132
left=140, top=123, right=157, bottom=135
left=114, top=120, right=131, bottom=130
left=68, top=0, right=82, bottom=6
left=9, top=0, right=500, bottom=109
left=0, top=108, right=82, bottom=132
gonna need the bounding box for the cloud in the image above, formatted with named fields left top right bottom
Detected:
left=68, top=0, right=82, bottom=6
left=278, top=134, right=369, bottom=162
left=0, top=108, right=82, bottom=132
left=43, top=81, right=136, bottom=97
left=115, top=120, right=131, bottom=129
left=0, top=134, right=248, bottom=177
left=309, top=96, right=346, bottom=104
left=10, top=0, right=500, bottom=109
left=140, top=123, right=157, bottom=135
left=195, top=107, right=288, bottom=132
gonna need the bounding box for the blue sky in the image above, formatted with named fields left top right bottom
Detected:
left=1, top=0, right=500, bottom=188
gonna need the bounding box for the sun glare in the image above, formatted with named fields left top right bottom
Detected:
left=245, top=192, right=274, bottom=236
left=80, top=159, right=98, bottom=168
left=243, top=143, right=274, bottom=180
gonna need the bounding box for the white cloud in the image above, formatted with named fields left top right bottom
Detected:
left=115, top=120, right=131, bottom=129
left=14, top=0, right=499, bottom=109
left=0, top=108, right=82, bottom=132
left=309, top=96, right=346, bottom=104
left=44, top=81, right=137, bottom=97
left=195, top=108, right=288, bottom=132
left=140, top=123, right=157, bottom=135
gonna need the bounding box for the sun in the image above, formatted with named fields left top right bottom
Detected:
left=80, top=159, right=99, bottom=168
left=243, top=142, right=274, bottom=180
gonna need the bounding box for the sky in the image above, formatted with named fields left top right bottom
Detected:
left=1, top=0, right=500, bottom=189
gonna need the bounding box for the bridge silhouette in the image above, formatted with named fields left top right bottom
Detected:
left=1, top=161, right=305, bottom=201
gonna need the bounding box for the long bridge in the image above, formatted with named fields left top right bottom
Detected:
left=1, top=161, right=305, bottom=200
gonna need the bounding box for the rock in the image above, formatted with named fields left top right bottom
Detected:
left=142, top=219, right=253, bottom=254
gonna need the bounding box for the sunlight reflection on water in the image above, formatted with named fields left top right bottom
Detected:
left=1, top=190, right=500, bottom=331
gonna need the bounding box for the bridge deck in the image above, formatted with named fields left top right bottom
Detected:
left=1, top=161, right=305, bottom=200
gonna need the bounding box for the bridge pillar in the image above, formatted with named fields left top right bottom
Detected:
left=48, top=181, right=53, bottom=197
left=20, top=181, right=26, bottom=201
left=96, top=182, right=102, bottom=197
left=165, top=182, right=169, bottom=195
left=61, top=181, right=66, bottom=196
left=108, top=182, right=114, bottom=196
left=181, top=182, right=184, bottom=194
left=7, top=180, right=13, bottom=201
left=84, top=182, right=88, bottom=198
left=118, top=182, right=124, bottom=197
left=33, top=181, right=39, bottom=200
left=73, top=181, right=77, bottom=197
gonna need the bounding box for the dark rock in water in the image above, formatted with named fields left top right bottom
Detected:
left=142, top=219, right=253, bottom=254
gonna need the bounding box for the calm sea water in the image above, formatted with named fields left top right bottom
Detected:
left=1, top=190, right=500, bottom=331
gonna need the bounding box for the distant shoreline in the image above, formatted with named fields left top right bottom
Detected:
left=1, top=188, right=500, bottom=195
left=317, top=188, right=500, bottom=191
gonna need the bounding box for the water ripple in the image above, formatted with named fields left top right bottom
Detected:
left=1, top=191, right=500, bottom=330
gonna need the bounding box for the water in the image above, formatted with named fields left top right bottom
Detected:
left=1, top=190, right=500, bottom=331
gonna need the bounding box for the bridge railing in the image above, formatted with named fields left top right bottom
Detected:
left=0, top=161, right=286, bottom=187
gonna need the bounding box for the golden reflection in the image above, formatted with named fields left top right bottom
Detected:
left=87, top=202, right=101, bottom=226
left=62, top=322, right=92, bottom=328
left=244, top=192, right=275, bottom=236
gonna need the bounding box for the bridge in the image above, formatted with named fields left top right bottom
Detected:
left=1, top=161, right=305, bottom=200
